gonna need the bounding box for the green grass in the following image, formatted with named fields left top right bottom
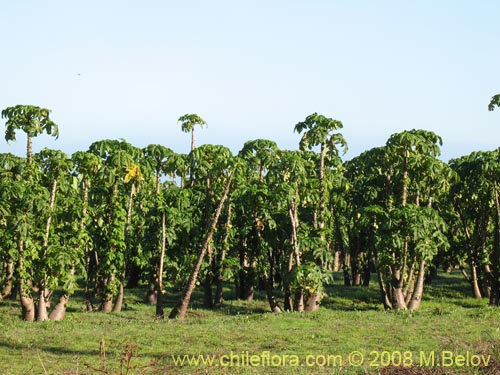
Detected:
left=1, top=272, right=500, bottom=375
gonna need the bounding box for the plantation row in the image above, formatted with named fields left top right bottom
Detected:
left=1, top=104, right=500, bottom=322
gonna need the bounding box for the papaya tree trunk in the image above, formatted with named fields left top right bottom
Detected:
left=304, top=292, right=321, bottom=312
left=37, top=178, right=58, bottom=321
left=36, top=289, right=51, bottom=321
left=391, top=272, right=408, bottom=310
left=26, top=136, right=33, bottom=165
left=468, top=264, right=483, bottom=299
left=169, top=171, right=233, bottom=319
left=18, top=239, right=35, bottom=322
left=376, top=269, right=392, bottom=310
left=155, top=211, right=167, bottom=318
left=408, top=260, right=426, bottom=310
left=101, top=275, right=114, bottom=313
left=112, top=274, right=125, bottom=313
left=289, top=199, right=305, bottom=312
left=49, top=294, right=69, bottom=321
left=1, top=258, right=14, bottom=298
left=284, top=250, right=294, bottom=312
left=265, top=278, right=282, bottom=314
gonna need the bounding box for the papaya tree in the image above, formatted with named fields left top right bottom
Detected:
left=0, top=153, right=25, bottom=300
left=142, top=144, right=182, bottom=318
left=2, top=105, right=59, bottom=165
left=169, top=159, right=236, bottom=319
left=178, top=113, right=207, bottom=152
left=235, top=139, right=279, bottom=304
left=71, top=151, right=102, bottom=311
left=293, top=113, right=347, bottom=310
left=450, top=150, right=500, bottom=305
left=187, top=144, right=234, bottom=309
left=488, top=94, right=500, bottom=111
left=294, top=113, right=347, bottom=237
left=87, top=139, right=141, bottom=312
left=266, top=150, right=322, bottom=311
left=32, top=148, right=74, bottom=321
left=371, top=130, right=450, bottom=310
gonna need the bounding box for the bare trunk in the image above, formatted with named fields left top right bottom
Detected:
left=284, top=249, right=295, bottom=311
left=156, top=211, right=166, bottom=318
left=265, top=279, right=282, bottom=313
left=44, top=180, right=58, bottom=247
left=49, top=295, right=69, bottom=321
left=26, top=136, right=33, bottom=164
left=332, top=250, right=340, bottom=272
left=101, top=276, right=114, bottom=313
left=112, top=279, right=124, bottom=313
left=37, top=289, right=50, bottom=321
left=403, top=259, right=416, bottom=304
left=203, top=254, right=214, bottom=309
left=1, top=258, right=14, bottom=298
left=304, top=292, right=321, bottom=312
left=37, top=179, right=58, bottom=321
left=318, top=144, right=326, bottom=242
left=288, top=199, right=303, bottom=312
left=238, top=251, right=255, bottom=301
left=470, top=265, right=483, bottom=299
left=21, top=294, right=35, bottom=322
left=145, top=284, right=157, bottom=305
left=362, top=262, right=371, bottom=287
left=402, top=154, right=408, bottom=207
left=101, top=295, right=114, bottom=313
left=391, top=270, right=407, bottom=310
left=408, top=260, right=426, bottom=310
left=202, top=176, right=215, bottom=309
left=169, top=171, right=233, bottom=319
left=377, top=270, right=392, bottom=310
left=294, top=291, right=305, bottom=312
left=351, top=238, right=364, bottom=287
left=18, top=239, right=35, bottom=321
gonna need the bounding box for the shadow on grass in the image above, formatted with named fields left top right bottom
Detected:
left=0, top=339, right=101, bottom=357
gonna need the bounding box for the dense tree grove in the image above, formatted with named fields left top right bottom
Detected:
left=1, top=104, right=500, bottom=321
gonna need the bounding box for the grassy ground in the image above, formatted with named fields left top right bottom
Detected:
left=1, top=272, right=500, bottom=375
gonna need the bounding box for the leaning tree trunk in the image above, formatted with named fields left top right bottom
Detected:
left=467, top=264, right=483, bottom=299
left=377, top=270, right=392, bottom=310
left=169, top=172, right=233, bottom=319
left=265, top=277, right=282, bottom=314
left=49, top=267, right=75, bottom=321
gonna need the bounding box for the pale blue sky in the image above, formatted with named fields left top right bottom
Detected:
left=1, top=1, right=499, bottom=161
